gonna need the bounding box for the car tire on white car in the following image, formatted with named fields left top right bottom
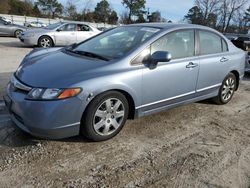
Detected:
left=14, top=29, right=22, bottom=38
left=38, top=36, right=53, bottom=48
left=213, top=73, right=237, bottom=105
left=81, top=91, right=129, bottom=141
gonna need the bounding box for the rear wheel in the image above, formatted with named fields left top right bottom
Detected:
left=81, top=91, right=129, bottom=141
left=213, top=73, right=236, bottom=105
left=14, top=29, right=22, bottom=38
left=38, top=36, right=53, bottom=48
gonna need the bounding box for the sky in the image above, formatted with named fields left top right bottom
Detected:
left=59, top=0, right=195, bottom=22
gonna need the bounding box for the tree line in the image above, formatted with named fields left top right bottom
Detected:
left=0, top=0, right=166, bottom=24
left=0, top=0, right=249, bottom=33
left=185, top=0, right=250, bottom=33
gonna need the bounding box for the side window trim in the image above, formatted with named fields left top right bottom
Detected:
left=221, top=38, right=229, bottom=52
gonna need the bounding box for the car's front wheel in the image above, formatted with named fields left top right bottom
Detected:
left=38, top=36, right=53, bottom=48
left=213, top=73, right=237, bottom=105
left=14, top=29, right=22, bottom=38
left=81, top=91, right=129, bottom=141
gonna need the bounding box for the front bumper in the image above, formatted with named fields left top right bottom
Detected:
left=4, top=82, right=87, bottom=139
left=246, top=55, right=250, bottom=72
left=19, top=35, right=37, bottom=46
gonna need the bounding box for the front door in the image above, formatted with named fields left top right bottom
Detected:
left=55, top=23, right=77, bottom=46
left=141, top=29, right=199, bottom=111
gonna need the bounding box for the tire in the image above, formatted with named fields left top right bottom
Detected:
left=213, top=73, right=237, bottom=105
left=38, top=36, right=53, bottom=48
left=81, top=91, right=129, bottom=141
left=14, top=29, right=22, bottom=38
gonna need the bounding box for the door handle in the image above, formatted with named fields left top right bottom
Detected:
left=186, top=62, right=198, bottom=68
left=220, top=57, right=229, bottom=62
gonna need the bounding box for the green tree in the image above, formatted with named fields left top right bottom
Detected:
left=244, top=6, right=250, bottom=23
left=33, top=4, right=42, bottom=17
left=0, top=0, right=10, bottom=14
left=184, top=6, right=203, bottom=25
left=94, top=0, right=111, bottom=23
left=9, top=0, right=34, bottom=16
left=122, top=0, right=146, bottom=23
left=207, top=13, right=217, bottom=28
left=108, top=10, right=118, bottom=24
left=148, top=11, right=161, bottom=22
left=36, top=0, right=63, bottom=18
left=136, top=13, right=146, bottom=23
left=65, top=0, right=78, bottom=20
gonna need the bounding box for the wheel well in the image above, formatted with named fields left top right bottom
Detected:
left=114, top=89, right=135, bottom=119
left=14, top=29, right=23, bottom=36
left=38, top=35, right=54, bottom=46
left=84, top=89, right=136, bottom=120
left=230, top=70, right=240, bottom=91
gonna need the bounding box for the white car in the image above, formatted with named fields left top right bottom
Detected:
left=24, top=21, right=47, bottom=28
left=246, top=51, right=250, bottom=72
left=19, top=22, right=101, bottom=47
left=0, top=16, right=11, bottom=24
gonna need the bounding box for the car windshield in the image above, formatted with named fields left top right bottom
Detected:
left=71, top=26, right=161, bottom=60
left=45, top=22, right=62, bottom=30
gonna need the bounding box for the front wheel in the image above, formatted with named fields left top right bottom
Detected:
left=81, top=91, right=129, bottom=141
left=213, top=73, right=237, bottom=105
left=38, top=36, right=53, bottom=48
left=14, top=29, right=22, bottom=38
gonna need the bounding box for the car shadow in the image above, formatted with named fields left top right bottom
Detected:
left=0, top=41, right=34, bottom=48
left=243, top=72, right=250, bottom=81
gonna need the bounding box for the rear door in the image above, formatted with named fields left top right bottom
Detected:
left=76, top=24, right=96, bottom=43
left=196, top=30, right=230, bottom=94
left=54, top=23, right=77, bottom=46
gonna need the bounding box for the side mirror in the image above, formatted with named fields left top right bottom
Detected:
left=56, top=28, right=62, bottom=32
left=4, top=21, right=9, bottom=25
left=151, top=51, right=172, bottom=64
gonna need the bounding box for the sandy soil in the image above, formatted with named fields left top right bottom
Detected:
left=0, top=38, right=250, bottom=188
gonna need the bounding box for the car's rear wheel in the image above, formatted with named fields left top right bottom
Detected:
left=213, top=73, right=236, bottom=105
left=38, top=36, right=53, bottom=48
left=81, top=91, right=129, bottom=141
left=14, top=29, right=22, bottom=38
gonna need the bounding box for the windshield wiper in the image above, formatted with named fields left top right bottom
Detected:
left=72, top=50, right=109, bottom=61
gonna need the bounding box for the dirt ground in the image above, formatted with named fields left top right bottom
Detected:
left=0, top=37, right=250, bottom=188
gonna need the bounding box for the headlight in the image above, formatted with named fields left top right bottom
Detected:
left=27, top=88, right=81, bottom=100
left=25, top=33, right=35, bottom=37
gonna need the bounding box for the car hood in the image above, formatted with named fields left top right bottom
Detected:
left=23, top=28, right=50, bottom=35
left=16, top=49, right=111, bottom=88
left=12, top=24, right=27, bottom=29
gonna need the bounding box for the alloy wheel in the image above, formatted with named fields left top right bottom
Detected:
left=221, top=77, right=235, bottom=101
left=15, top=30, right=22, bottom=38
left=93, top=98, right=125, bottom=136
left=40, top=38, right=51, bottom=47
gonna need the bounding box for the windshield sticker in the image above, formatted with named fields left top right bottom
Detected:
left=140, top=27, right=160, bottom=33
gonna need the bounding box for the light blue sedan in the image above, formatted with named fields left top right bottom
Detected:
left=4, top=23, right=246, bottom=141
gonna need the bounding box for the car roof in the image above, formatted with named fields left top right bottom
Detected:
left=125, top=22, right=215, bottom=31
left=60, top=20, right=92, bottom=25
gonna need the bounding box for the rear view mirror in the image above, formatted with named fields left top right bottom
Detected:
left=151, top=51, right=172, bottom=64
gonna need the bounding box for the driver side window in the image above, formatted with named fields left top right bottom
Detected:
left=59, top=24, right=76, bottom=31
left=151, top=30, right=195, bottom=59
